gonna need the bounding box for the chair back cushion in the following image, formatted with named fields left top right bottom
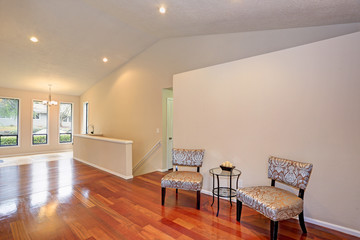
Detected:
left=268, top=156, right=313, bottom=190
left=172, top=148, right=205, bottom=167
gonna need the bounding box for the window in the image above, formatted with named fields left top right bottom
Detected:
left=0, top=98, right=19, bottom=147
left=59, top=103, right=73, bottom=143
left=33, top=113, right=40, bottom=119
left=32, top=100, right=48, bottom=145
left=82, top=102, right=88, bottom=134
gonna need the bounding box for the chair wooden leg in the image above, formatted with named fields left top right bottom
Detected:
left=270, top=220, right=278, bottom=240
left=299, top=211, right=307, bottom=233
left=161, top=187, right=166, bottom=206
left=236, top=200, right=242, bottom=222
left=176, top=189, right=178, bottom=195
left=196, top=191, right=200, bottom=209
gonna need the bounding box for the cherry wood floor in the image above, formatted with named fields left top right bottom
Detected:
left=0, top=156, right=357, bottom=240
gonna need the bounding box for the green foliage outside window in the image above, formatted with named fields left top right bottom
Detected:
left=33, top=135, right=47, bottom=144
left=0, top=136, right=17, bottom=146
left=0, top=98, right=19, bottom=147
left=60, top=134, right=71, bottom=143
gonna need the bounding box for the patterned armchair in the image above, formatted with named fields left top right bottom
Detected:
left=161, top=148, right=205, bottom=209
left=236, top=156, right=313, bottom=240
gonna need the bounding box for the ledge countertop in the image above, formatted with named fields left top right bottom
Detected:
left=73, top=134, right=133, bottom=144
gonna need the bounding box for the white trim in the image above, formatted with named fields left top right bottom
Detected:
left=73, top=157, right=133, bottom=180
left=201, top=189, right=235, bottom=202
left=0, top=149, right=72, bottom=158
left=304, top=217, right=360, bottom=238
left=31, top=142, right=50, bottom=147
left=0, top=97, right=20, bottom=148
left=73, top=134, right=133, bottom=144
left=31, top=99, right=49, bottom=146
left=17, top=97, right=21, bottom=148
left=156, top=168, right=169, bottom=172
left=82, top=102, right=89, bottom=134
left=166, top=97, right=174, bottom=169
left=0, top=145, right=20, bottom=149
left=58, top=102, right=74, bottom=144
left=200, top=189, right=360, bottom=237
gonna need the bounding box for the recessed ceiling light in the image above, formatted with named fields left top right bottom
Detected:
left=159, top=6, right=166, bottom=14
left=102, top=57, right=108, bottom=63
left=30, top=36, right=38, bottom=43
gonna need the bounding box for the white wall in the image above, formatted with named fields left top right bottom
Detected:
left=173, top=32, right=360, bottom=233
left=0, top=87, right=80, bottom=157
left=80, top=23, right=360, bottom=176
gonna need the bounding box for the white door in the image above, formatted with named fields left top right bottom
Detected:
left=166, top=98, right=173, bottom=169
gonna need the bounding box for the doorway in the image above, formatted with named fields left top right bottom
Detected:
left=166, top=98, right=173, bottom=169
left=82, top=102, right=89, bottom=134
left=162, top=88, right=173, bottom=171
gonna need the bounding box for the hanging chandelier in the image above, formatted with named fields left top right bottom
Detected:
left=42, top=84, right=58, bottom=106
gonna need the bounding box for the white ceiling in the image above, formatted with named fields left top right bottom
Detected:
left=1, top=0, right=360, bottom=95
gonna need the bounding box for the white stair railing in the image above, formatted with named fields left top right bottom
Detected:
left=133, top=140, right=161, bottom=173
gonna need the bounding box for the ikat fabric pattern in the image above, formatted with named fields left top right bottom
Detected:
left=161, top=171, right=203, bottom=191
left=237, top=186, right=303, bottom=221
left=172, top=148, right=205, bottom=167
left=268, top=156, right=313, bottom=190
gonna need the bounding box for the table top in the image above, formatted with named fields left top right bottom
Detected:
left=209, top=167, right=241, bottom=176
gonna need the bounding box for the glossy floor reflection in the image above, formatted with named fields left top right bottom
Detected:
left=0, top=153, right=357, bottom=239
left=0, top=151, right=73, bottom=168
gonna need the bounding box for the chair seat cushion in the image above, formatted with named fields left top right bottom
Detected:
left=161, top=171, right=203, bottom=191
left=237, top=186, right=303, bottom=221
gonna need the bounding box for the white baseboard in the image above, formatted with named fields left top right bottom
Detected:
left=201, top=189, right=237, bottom=202
left=304, top=217, right=360, bottom=237
left=73, top=157, right=133, bottom=180
left=156, top=168, right=170, bottom=172
left=201, top=189, right=215, bottom=197
left=200, top=189, right=360, bottom=237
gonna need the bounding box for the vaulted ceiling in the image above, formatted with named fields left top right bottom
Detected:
left=1, top=0, right=360, bottom=95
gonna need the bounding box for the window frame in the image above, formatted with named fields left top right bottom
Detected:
left=59, top=102, right=73, bottom=144
left=0, top=97, right=20, bottom=148
left=31, top=99, right=49, bottom=146
left=82, top=102, right=89, bottom=134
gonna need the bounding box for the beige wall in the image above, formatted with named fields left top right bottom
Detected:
left=173, top=32, right=360, bottom=232
left=73, top=134, right=133, bottom=179
left=0, top=87, right=80, bottom=157
left=80, top=23, right=360, bottom=176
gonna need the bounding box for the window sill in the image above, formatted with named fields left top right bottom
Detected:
left=0, top=145, right=20, bottom=149
left=31, top=143, right=49, bottom=147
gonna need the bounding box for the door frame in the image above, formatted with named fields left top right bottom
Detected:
left=161, top=88, right=173, bottom=171
left=166, top=97, right=173, bottom=169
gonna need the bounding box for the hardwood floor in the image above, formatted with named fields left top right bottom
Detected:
left=0, top=155, right=357, bottom=240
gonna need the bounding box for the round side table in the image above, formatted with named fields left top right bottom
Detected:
left=209, top=167, right=241, bottom=217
